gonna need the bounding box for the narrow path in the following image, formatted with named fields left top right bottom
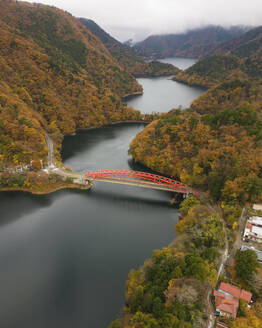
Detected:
left=197, top=194, right=229, bottom=328
left=45, top=133, right=88, bottom=184
left=226, top=207, right=246, bottom=265
left=207, top=206, right=246, bottom=328
left=45, top=134, right=55, bottom=167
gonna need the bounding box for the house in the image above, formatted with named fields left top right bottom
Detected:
left=241, top=245, right=262, bottom=263
left=243, top=216, right=262, bottom=243
left=219, top=282, right=252, bottom=303
left=213, top=282, right=252, bottom=318
left=253, top=204, right=262, bottom=212
left=214, top=290, right=238, bottom=318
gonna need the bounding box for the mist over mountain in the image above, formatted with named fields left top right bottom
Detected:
left=134, top=25, right=250, bottom=59
left=173, top=25, right=262, bottom=87
left=79, top=18, right=179, bottom=77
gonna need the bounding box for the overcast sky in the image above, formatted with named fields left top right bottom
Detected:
left=27, top=0, right=262, bottom=41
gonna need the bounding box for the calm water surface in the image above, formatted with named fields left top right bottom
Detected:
left=0, top=125, right=178, bottom=328
left=0, top=67, right=204, bottom=328
left=125, top=58, right=204, bottom=113
left=159, top=57, right=198, bottom=70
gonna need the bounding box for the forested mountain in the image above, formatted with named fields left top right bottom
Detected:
left=111, top=80, right=262, bottom=327
left=134, top=26, right=248, bottom=59
left=212, top=25, right=262, bottom=57
left=129, top=79, right=262, bottom=204
left=173, top=26, right=262, bottom=87
left=173, top=54, right=244, bottom=87
left=0, top=0, right=144, bottom=168
left=79, top=18, right=179, bottom=77
left=191, top=79, right=262, bottom=114
left=126, top=77, right=262, bottom=325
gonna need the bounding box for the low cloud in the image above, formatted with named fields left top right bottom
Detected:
left=27, top=0, right=262, bottom=41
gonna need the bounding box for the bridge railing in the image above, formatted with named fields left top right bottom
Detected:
left=85, top=170, right=194, bottom=194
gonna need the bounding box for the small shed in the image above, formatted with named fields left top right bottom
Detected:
left=253, top=204, right=262, bottom=212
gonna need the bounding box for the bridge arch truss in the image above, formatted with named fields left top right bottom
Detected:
left=85, top=170, right=194, bottom=194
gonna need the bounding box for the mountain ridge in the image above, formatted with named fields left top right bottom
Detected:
left=134, top=25, right=250, bottom=59
left=0, top=0, right=143, bottom=168
left=172, top=25, right=262, bottom=87
left=78, top=18, right=180, bottom=77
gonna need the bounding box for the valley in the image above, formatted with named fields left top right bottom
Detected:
left=0, top=1, right=262, bottom=328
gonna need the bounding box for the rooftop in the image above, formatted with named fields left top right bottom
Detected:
left=241, top=245, right=262, bottom=262
left=214, top=289, right=238, bottom=318
left=214, top=283, right=253, bottom=319
left=219, top=282, right=252, bottom=303
left=253, top=204, right=262, bottom=211
left=249, top=216, right=262, bottom=226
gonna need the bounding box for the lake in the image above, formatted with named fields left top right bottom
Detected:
left=0, top=61, right=205, bottom=328
left=159, top=57, right=198, bottom=70
left=124, top=57, right=203, bottom=113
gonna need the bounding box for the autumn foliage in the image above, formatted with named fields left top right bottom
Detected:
left=0, top=0, right=143, bottom=168
left=79, top=18, right=180, bottom=78
left=173, top=26, right=262, bottom=88
left=130, top=81, right=262, bottom=205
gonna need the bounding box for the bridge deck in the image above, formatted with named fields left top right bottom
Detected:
left=85, top=170, right=194, bottom=194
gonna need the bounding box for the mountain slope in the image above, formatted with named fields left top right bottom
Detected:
left=129, top=80, right=262, bottom=203
left=0, top=0, right=143, bottom=168
left=172, top=26, right=262, bottom=87
left=134, top=26, right=248, bottom=59
left=78, top=18, right=180, bottom=77
left=191, top=79, right=262, bottom=114
left=173, top=55, right=244, bottom=87
left=123, top=79, right=262, bottom=326
left=213, top=25, right=262, bottom=57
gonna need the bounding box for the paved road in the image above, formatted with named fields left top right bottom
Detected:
left=45, top=133, right=88, bottom=184
left=45, top=134, right=54, bottom=167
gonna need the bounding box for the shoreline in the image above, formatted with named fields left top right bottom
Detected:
left=172, top=76, right=210, bottom=89
left=122, top=91, right=143, bottom=99
left=0, top=121, right=149, bottom=196
left=0, top=182, right=92, bottom=196
left=73, top=120, right=149, bottom=134
left=132, top=72, right=177, bottom=78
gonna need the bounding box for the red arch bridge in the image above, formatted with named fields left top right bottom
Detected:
left=84, top=170, right=194, bottom=195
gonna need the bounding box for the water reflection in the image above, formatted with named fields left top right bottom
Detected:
left=87, top=186, right=173, bottom=208
left=124, top=76, right=205, bottom=113
left=158, top=57, right=198, bottom=70
left=0, top=191, right=54, bottom=226
left=0, top=71, right=204, bottom=327
left=0, top=124, right=178, bottom=328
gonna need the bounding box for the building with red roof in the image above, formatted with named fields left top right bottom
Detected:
left=219, top=282, right=252, bottom=303
left=214, top=290, right=238, bottom=318
left=214, top=282, right=252, bottom=318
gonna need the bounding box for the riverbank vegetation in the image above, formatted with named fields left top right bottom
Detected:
left=109, top=200, right=262, bottom=328
left=128, top=80, right=262, bottom=268
left=109, top=197, right=227, bottom=327
left=129, top=80, right=262, bottom=206
left=124, top=33, right=262, bottom=324
left=0, top=171, right=91, bottom=194
left=173, top=55, right=244, bottom=88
